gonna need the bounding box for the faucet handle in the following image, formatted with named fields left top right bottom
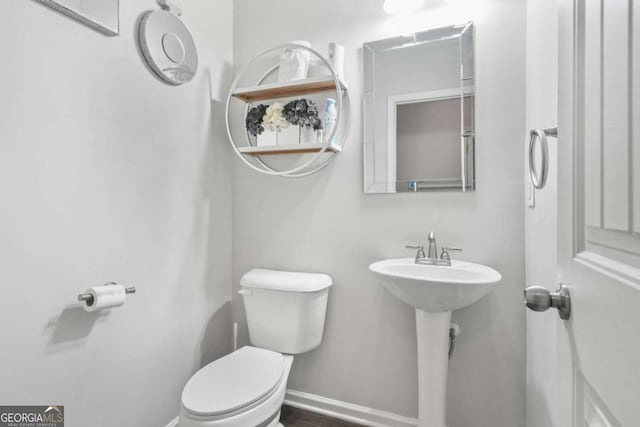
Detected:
left=428, top=231, right=436, bottom=242
left=406, top=244, right=426, bottom=259
left=440, top=246, right=462, bottom=261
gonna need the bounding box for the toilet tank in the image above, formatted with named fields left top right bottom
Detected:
left=240, top=268, right=332, bottom=354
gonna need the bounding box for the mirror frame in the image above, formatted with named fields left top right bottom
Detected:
left=363, top=22, right=475, bottom=194
left=35, top=0, right=119, bottom=36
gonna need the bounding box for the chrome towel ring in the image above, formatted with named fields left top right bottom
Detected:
left=529, top=127, right=558, bottom=190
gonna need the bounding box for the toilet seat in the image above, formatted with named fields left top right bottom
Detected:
left=181, top=346, right=284, bottom=418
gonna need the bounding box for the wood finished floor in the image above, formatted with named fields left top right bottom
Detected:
left=280, top=405, right=364, bottom=427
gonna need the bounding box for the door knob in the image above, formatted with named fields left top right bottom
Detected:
left=524, top=284, right=571, bottom=320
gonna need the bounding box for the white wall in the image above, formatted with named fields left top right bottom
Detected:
left=232, top=1, right=526, bottom=425
left=524, top=0, right=559, bottom=426
left=0, top=1, right=233, bottom=426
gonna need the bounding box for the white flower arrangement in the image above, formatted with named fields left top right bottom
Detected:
left=262, top=102, right=290, bottom=132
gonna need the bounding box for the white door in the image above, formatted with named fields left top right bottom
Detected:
left=553, top=0, right=640, bottom=425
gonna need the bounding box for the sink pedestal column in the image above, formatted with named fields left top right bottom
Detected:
left=415, top=309, right=452, bottom=427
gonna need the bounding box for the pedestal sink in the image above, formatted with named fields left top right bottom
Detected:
left=369, top=258, right=502, bottom=427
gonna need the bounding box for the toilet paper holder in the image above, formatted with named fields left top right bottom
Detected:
left=77, top=282, right=136, bottom=305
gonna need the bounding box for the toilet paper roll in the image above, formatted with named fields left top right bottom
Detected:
left=81, top=284, right=126, bottom=312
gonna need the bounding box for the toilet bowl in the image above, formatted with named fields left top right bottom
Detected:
left=179, top=346, right=293, bottom=427
left=179, top=269, right=332, bottom=427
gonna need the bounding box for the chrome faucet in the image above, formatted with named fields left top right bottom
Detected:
left=427, top=231, right=438, bottom=259
left=406, top=231, right=462, bottom=266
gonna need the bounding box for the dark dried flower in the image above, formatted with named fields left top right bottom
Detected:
left=283, top=99, right=323, bottom=131
left=246, top=104, right=268, bottom=136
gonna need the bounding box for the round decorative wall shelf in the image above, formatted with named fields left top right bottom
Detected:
left=225, top=43, right=350, bottom=178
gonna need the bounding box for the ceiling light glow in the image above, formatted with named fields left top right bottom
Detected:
left=383, top=0, right=426, bottom=15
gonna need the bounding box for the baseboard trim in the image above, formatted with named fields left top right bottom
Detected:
left=166, top=391, right=418, bottom=427
left=284, top=389, right=418, bottom=427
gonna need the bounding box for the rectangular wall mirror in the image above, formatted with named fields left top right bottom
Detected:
left=35, top=0, right=119, bottom=36
left=363, top=22, right=475, bottom=193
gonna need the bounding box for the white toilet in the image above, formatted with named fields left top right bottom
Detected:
left=179, top=268, right=333, bottom=427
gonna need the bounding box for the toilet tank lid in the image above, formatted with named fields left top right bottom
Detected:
left=240, top=268, right=332, bottom=292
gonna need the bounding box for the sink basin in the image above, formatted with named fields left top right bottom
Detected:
left=369, top=257, right=502, bottom=312
left=369, top=256, right=501, bottom=427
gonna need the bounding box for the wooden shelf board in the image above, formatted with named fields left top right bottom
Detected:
left=232, top=76, right=348, bottom=102
left=238, top=143, right=342, bottom=156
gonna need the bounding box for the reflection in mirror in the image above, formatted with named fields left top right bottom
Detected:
left=35, top=0, right=119, bottom=36
left=363, top=22, right=475, bottom=193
